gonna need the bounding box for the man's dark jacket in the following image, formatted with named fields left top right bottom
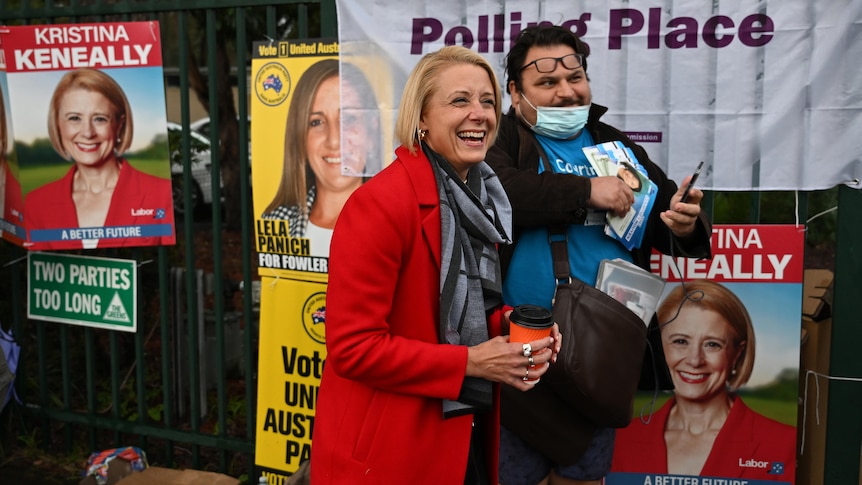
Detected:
left=486, top=103, right=712, bottom=271
left=487, top=103, right=713, bottom=464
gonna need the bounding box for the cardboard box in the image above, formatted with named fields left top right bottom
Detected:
left=116, top=467, right=239, bottom=485
left=801, top=269, right=834, bottom=321
left=796, top=269, right=834, bottom=485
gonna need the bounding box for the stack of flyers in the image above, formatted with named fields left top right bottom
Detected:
left=595, top=258, right=666, bottom=325
left=582, top=141, right=657, bottom=250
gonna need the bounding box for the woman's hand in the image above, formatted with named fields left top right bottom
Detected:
left=502, top=309, right=562, bottom=363
left=549, top=322, right=562, bottom=363
left=466, top=330, right=560, bottom=391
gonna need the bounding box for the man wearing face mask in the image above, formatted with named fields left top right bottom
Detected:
left=486, top=26, right=712, bottom=485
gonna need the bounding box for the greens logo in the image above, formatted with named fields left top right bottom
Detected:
left=255, top=62, right=290, bottom=106
left=301, top=292, right=326, bottom=344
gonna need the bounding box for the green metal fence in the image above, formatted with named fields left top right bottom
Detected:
left=0, top=0, right=336, bottom=481
left=0, top=1, right=860, bottom=484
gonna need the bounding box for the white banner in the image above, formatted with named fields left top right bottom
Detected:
left=336, top=0, right=862, bottom=191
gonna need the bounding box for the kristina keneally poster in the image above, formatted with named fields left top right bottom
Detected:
left=607, top=224, right=804, bottom=485
left=0, top=40, right=25, bottom=245
left=1, top=21, right=175, bottom=250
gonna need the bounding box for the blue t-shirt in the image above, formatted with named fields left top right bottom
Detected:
left=503, top=132, right=633, bottom=310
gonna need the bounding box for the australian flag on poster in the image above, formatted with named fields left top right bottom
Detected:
left=263, top=74, right=283, bottom=93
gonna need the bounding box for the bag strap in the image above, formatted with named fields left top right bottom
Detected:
left=549, top=225, right=571, bottom=283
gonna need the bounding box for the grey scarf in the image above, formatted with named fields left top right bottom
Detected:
left=423, top=143, right=513, bottom=418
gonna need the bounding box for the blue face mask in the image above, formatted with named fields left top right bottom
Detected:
left=519, top=94, right=590, bottom=139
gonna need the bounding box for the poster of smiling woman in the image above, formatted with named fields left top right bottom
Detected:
left=608, top=224, right=804, bottom=485
left=0, top=46, right=24, bottom=245
left=1, top=21, right=175, bottom=250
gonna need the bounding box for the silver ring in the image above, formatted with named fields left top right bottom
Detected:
left=522, top=343, right=532, bottom=358
left=522, top=368, right=530, bottom=381
left=528, top=356, right=535, bottom=366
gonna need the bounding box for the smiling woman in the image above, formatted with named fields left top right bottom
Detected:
left=415, top=63, right=498, bottom=179
left=260, top=59, right=381, bottom=257
left=310, top=45, right=562, bottom=485
left=24, top=68, right=175, bottom=250
left=0, top=80, right=24, bottom=243
left=611, top=280, right=797, bottom=483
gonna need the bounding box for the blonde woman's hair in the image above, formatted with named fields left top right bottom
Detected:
left=47, top=68, right=133, bottom=159
left=657, top=280, right=756, bottom=391
left=395, top=45, right=502, bottom=155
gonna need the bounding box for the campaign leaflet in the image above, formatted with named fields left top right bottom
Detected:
left=582, top=141, right=657, bottom=250
left=2, top=21, right=175, bottom=250
left=595, top=258, right=666, bottom=326
left=607, top=224, right=803, bottom=485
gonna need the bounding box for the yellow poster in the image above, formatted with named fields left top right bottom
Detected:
left=254, top=276, right=326, bottom=480
left=252, top=40, right=337, bottom=284
left=251, top=38, right=397, bottom=481
left=251, top=39, right=394, bottom=283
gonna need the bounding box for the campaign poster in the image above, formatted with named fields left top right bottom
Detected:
left=251, top=38, right=392, bottom=282
left=0, top=41, right=25, bottom=245
left=608, top=224, right=804, bottom=485
left=250, top=38, right=396, bottom=480
left=254, top=277, right=326, bottom=480
left=252, top=39, right=338, bottom=284
left=250, top=42, right=337, bottom=479
left=1, top=21, right=175, bottom=250
left=27, top=252, right=137, bottom=332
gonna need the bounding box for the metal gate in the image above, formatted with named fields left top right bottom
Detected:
left=0, top=0, right=335, bottom=481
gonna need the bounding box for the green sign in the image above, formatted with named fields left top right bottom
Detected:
left=28, top=253, right=137, bottom=332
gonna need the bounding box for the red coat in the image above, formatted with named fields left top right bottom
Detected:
left=310, top=145, right=504, bottom=484
left=24, top=160, right=175, bottom=250
left=2, top=161, right=24, bottom=243
left=610, top=396, right=797, bottom=483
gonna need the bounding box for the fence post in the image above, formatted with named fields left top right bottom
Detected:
left=824, top=184, right=862, bottom=484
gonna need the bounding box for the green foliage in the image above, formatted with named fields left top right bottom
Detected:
left=122, top=157, right=173, bottom=179
left=129, top=132, right=170, bottom=161
left=18, top=161, right=76, bottom=194
left=165, top=128, right=210, bottom=166
left=228, top=396, right=245, bottom=418
left=15, top=428, right=39, bottom=456
left=804, top=188, right=839, bottom=247
left=738, top=395, right=799, bottom=427
left=12, top=138, right=63, bottom=167
left=739, top=367, right=800, bottom=402
left=14, top=134, right=178, bottom=192
left=14, top=140, right=68, bottom=194
left=632, top=367, right=802, bottom=427
left=710, top=187, right=838, bottom=250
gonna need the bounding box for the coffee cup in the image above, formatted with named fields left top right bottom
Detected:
left=509, top=304, right=553, bottom=379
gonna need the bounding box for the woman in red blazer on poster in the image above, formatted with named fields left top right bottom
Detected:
left=24, top=68, right=174, bottom=250
left=611, top=281, right=796, bottom=483
left=25, top=162, right=174, bottom=250
left=1, top=85, right=24, bottom=243
left=310, top=46, right=561, bottom=485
